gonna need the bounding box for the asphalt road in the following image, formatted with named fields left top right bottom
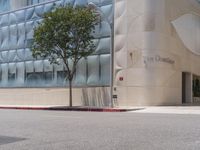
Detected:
left=0, top=109, right=200, bottom=150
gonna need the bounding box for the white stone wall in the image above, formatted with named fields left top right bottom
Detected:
left=114, top=0, right=200, bottom=106
left=0, top=87, right=110, bottom=107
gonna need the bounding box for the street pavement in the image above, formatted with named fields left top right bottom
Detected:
left=0, top=108, right=200, bottom=150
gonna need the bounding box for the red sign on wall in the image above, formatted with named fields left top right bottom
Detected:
left=119, top=77, right=124, bottom=81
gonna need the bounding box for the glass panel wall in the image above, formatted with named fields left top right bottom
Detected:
left=0, top=0, right=10, bottom=13
left=0, top=0, right=113, bottom=87
left=27, top=0, right=51, bottom=5
left=193, top=75, right=200, bottom=102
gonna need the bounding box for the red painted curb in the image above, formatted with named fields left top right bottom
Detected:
left=0, top=106, right=49, bottom=110
left=0, top=106, right=141, bottom=112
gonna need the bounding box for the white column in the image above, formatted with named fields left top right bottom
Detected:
left=182, top=72, right=193, bottom=103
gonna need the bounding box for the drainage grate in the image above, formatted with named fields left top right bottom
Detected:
left=0, top=135, right=26, bottom=145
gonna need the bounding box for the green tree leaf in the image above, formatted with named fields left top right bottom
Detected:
left=31, top=5, right=98, bottom=107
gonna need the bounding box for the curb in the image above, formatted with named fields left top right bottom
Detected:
left=0, top=106, right=143, bottom=112
left=0, top=106, right=50, bottom=110
left=49, top=107, right=143, bottom=112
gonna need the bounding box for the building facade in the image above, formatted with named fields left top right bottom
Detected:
left=0, top=0, right=200, bottom=107
left=0, top=0, right=112, bottom=106
left=114, top=0, right=200, bottom=106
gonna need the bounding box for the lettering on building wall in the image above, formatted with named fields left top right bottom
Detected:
left=143, top=55, right=175, bottom=65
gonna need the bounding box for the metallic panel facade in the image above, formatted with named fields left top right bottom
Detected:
left=0, top=0, right=113, bottom=87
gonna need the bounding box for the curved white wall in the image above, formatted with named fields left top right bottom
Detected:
left=172, top=13, right=200, bottom=55
left=114, top=0, right=200, bottom=106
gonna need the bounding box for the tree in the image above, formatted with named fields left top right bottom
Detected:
left=31, top=5, right=97, bottom=107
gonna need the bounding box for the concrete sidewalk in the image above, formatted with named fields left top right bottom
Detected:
left=133, top=106, right=200, bottom=115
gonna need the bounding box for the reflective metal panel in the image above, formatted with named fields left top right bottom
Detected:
left=0, top=0, right=113, bottom=87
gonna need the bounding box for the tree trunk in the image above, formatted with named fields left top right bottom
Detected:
left=69, top=80, right=72, bottom=107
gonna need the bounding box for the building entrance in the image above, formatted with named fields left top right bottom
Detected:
left=193, top=75, right=200, bottom=103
